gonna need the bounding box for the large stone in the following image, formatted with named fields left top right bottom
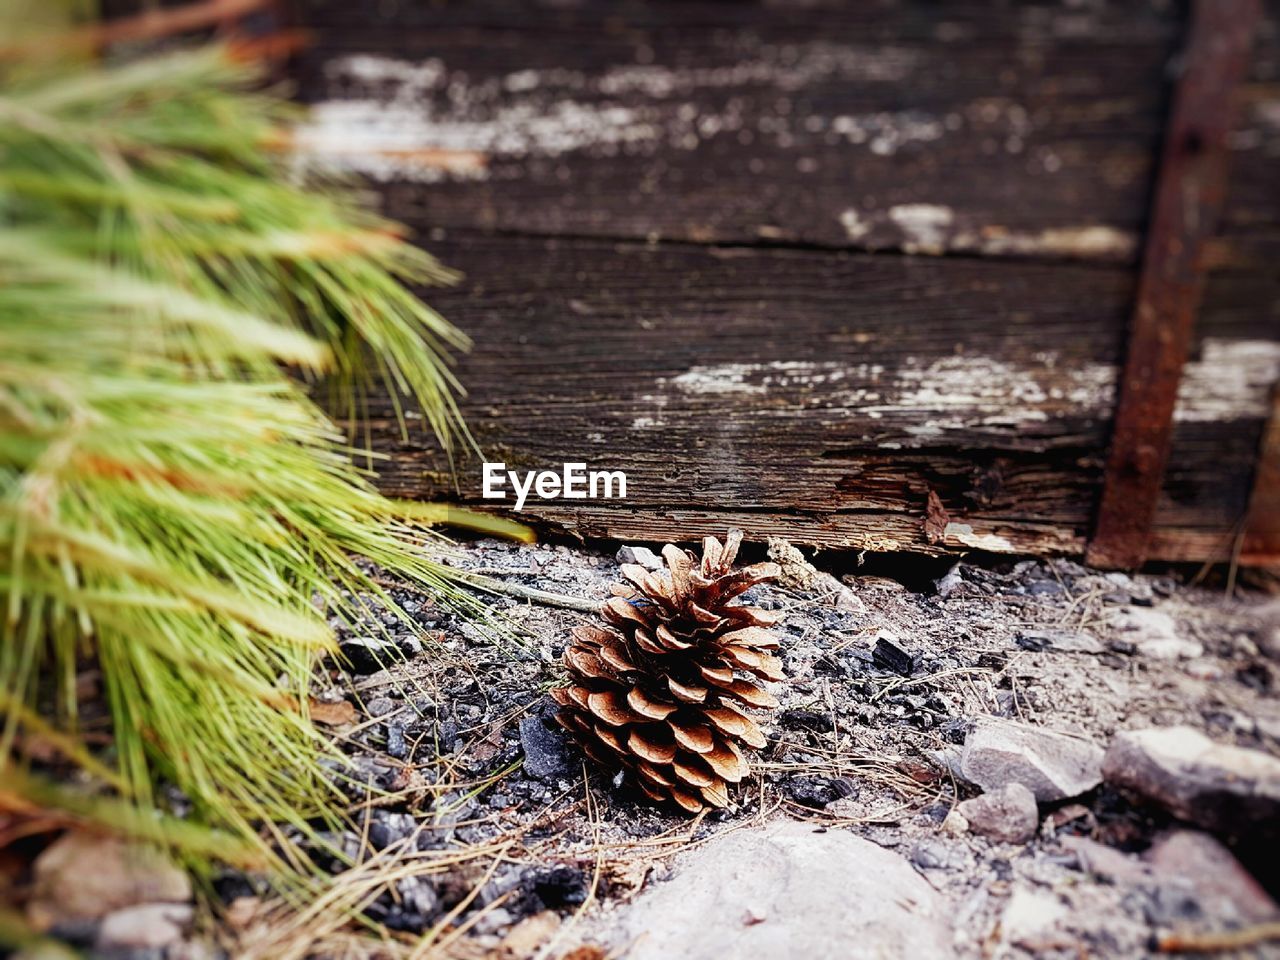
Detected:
left=602, top=820, right=955, bottom=960
left=765, top=537, right=864, bottom=611
left=27, top=832, right=191, bottom=932
left=960, top=719, right=1104, bottom=802
left=956, top=782, right=1039, bottom=843
left=1146, top=831, right=1279, bottom=926
left=1103, top=726, right=1280, bottom=840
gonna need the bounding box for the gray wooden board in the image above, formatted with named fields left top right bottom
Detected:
left=291, top=0, right=1181, bottom=260
left=343, top=233, right=1268, bottom=560
left=288, top=0, right=1280, bottom=561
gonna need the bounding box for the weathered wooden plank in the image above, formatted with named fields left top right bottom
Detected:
left=356, top=234, right=1128, bottom=554
left=1086, top=0, right=1262, bottom=570
left=1216, top=1, right=1280, bottom=250
left=290, top=0, right=1178, bottom=260
left=1150, top=330, right=1280, bottom=561
left=347, top=232, right=1275, bottom=560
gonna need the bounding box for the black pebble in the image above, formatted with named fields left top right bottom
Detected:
left=872, top=637, right=915, bottom=676
left=786, top=775, right=858, bottom=808
left=526, top=865, right=588, bottom=909
left=386, top=720, right=408, bottom=759
left=519, top=713, right=575, bottom=781
left=779, top=708, right=835, bottom=732
left=338, top=636, right=398, bottom=675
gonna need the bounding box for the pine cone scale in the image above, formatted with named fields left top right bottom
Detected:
left=699, top=663, right=735, bottom=685
left=699, top=536, right=725, bottom=572
left=629, top=727, right=677, bottom=763
left=625, top=687, right=677, bottom=719
left=595, top=724, right=627, bottom=754
left=598, top=645, right=636, bottom=673
left=670, top=788, right=704, bottom=814
left=654, top=624, right=693, bottom=651
left=700, top=780, right=729, bottom=808
left=702, top=740, right=748, bottom=782
left=720, top=626, right=779, bottom=649
left=725, top=680, right=779, bottom=708
left=586, top=690, right=639, bottom=726
left=670, top=720, right=716, bottom=753
left=668, top=677, right=707, bottom=702
left=677, top=762, right=712, bottom=793
left=724, top=606, right=783, bottom=627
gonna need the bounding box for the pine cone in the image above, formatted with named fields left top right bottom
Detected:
left=551, top=530, right=785, bottom=813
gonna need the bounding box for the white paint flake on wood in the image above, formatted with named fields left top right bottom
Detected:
left=1174, top=339, right=1280, bottom=423
left=293, top=48, right=937, bottom=182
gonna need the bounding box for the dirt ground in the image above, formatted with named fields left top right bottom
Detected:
left=225, top=536, right=1280, bottom=959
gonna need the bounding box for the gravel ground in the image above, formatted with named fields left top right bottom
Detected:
left=225, top=536, right=1280, bottom=959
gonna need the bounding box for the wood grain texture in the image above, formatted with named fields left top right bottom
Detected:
left=291, top=0, right=1178, bottom=260
left=285, top=0, right=1280, bottom=562
left=342, top=230, right=1275, bottom=559
left=359, top=234, right=1119, bottom=554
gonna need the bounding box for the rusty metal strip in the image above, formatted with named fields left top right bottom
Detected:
left=1240, top=386, right=1280, bottom=567
left=0, top=0, right=273, bottom=59
left=1086, top=0, right=1261, bottom=570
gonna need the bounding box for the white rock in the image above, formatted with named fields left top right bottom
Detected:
left=97, top=903, right=193, bottom=950
left=960, top=719, right=1104, bottom=802
left=934, top=564, right=964, bottom=598
left=26, top=833, right=191, bottom=931
left=1103, top=726, right=1280, bottom=839
left=1111, top=607, right=1202, bottom=659
left=1256, top=715, right=1280, bottom=743
left=603, top=820, right=955, bottom=960
left=940, top=809, right=970, bottom=836
left=1001, top=888, right=1067, bottom=947
left=616, top=544, right=664, bottom=571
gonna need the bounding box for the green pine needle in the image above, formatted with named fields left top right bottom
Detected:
left=0, top=43, right=504, bottom=871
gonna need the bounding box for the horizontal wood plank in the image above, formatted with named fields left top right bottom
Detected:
left=354, top=234, right=1272, bottom=560
left=291, top=0, right=1180, bottom=260
left=357, top=234, right=1125, bottom=554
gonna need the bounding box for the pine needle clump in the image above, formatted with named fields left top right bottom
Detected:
left=553, top=531, right=785, bottom=813
left=0, top=44, right=489, bottom=864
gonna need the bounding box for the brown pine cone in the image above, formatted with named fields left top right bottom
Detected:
left=551, top=530, right=784, bottom=813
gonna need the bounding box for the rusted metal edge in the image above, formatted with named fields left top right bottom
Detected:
left=0, top=0, right=271, bottom=59
left=1086, top=0, right=1261, bottom=570
left=1240, top=386, right=1280, bottom=566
